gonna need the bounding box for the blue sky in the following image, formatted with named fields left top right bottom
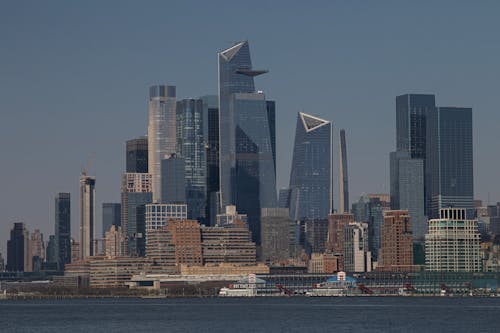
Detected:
left=1, top=0, right=499, bottom=254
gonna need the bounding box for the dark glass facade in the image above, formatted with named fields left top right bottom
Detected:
left=102, top=202, right=121, bottom=237
left=176, top=99, right=206, bottom=221
left=202, top=95, right=219, bottom=226
left=6, top=222, right=27, bottom=272
left=427, top=107, right=473, bottom=218
left=218, top=41, right=277, bottom=243
left=55, top=192, right=71, bottom=269
left=161, top=155, right=186, bottom=204
left=125, top=192, right=152, bottom=257
left=289, top=112, right=331, bottom=221
left=126, top=137, right=148, bottom=173
left=339, top=129, right=349, bottom=213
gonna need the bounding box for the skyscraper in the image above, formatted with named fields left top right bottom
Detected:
left=218, top=41, right=277, bottom=243
left=161, top=155, right=186, bottom=204
left=339, top=129, right=349, bottom=214
left=261, top=208, right=292, bottom=263
left=201, top=95, right=220, bottom=226
left=79, top=174, right=96, bottom=259
left=121, top=173, right=152, bottom=257
left=148, top=85, right=176, bottom=203
left=102, top=203, right=121, bottom=237
left=289, top=112, right=332, bottom=221
left=126, top=136, right=148, bottom=173
left=426, top=107, right=473, bottom=218
left=6, top=222, right=29, bottom=272
left=378, top=210, right=414, bottom=272
left=55, top=192, right=71, bottom=269
left=176, top=98, right=206, bottom=221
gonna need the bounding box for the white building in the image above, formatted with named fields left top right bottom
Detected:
left=344, top=222, right=371, bottom=273
left=425, top=208, right=482, bottom=272
left=145, top=203, right=187, bottom=231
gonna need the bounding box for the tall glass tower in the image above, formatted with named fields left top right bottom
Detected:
left=176, top=98, right=206, bottom=222
left=148, top=85, right=176, bottom=203
left=55, top=192, right=71, bottom=269
left=218, top=41, right=277, bottom=243
left=289, top=112, right=332, bottom=221
left=426, top=107, right=473, bottom=218
left=79, top=174, right=96, bottom=259
left=126, top=137, right=148, bottom=173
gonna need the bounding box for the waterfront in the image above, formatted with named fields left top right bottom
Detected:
left=1, top=297, right=500, bottom=332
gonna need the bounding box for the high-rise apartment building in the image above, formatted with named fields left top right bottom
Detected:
left=426, top=107, right=473, bottom=218
left=55, top=192, right=71, bottom=268
left=148, top=85, right=177, bottom=203
left=126, top=136, right=148, bottom=173
left=289, top=112, right=332, bottom=221
left=218, top=41, right=277, bottom=243
left=339, top=129, right=349, bottom=214
left=79, top=174, right=96, bottom=259
left=102, top=203, right=121, bottom=237
left=425, top=208, right=481, bottom=272
left=378, top=210, right=414, bottom=272
left=121, top=173, right=152, bottom=257
left=177, top=98, right=207, bottom=222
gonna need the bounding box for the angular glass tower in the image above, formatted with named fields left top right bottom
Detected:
left=289, top=112, right=332, bottom=221
left=218, top=41, right=277, bottom=243
left=148, top=85, right=177, bottom=203
left=426, top=107, right=473, bottom=218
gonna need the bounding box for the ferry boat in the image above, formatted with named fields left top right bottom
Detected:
left=305, top=272, right=357, bottom=297
left=219, top=274, right=266, bottom=297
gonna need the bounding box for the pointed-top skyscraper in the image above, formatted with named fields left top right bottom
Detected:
left=289, top=112, right=332, bottom=221
left=218, top=41, right=277, bottom=243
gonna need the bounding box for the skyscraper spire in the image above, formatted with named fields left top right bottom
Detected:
left=339, top=129, right=349, bottom=214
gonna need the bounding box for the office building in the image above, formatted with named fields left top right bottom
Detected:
left=102, top=203, right=121, bottom=237
left=121, top=173, right=152, bottom=257
left=261, top=208, right=292, bottom=263
left=148, top=85, right=177, bottom=203
left=161, top=154, right=186, bottom=204
left=305, top=219, right=329, bottom=254
left=218, top=41, right=277, bottom=243
left=201, top=225, right=257, bottom=265
left=426, top=107, right=474, bottom=218
left=339, top=129, right=349, bottom=214
left=30, top=229, right=45, bottom=262
left=378, top=210, right=414, bottom=272
left=46, top=235, right=58, bottom=265
left=80, top=174, right=96, bottom=259
left=201, top=95, right=219, bottom=226
left=6, top=222, right=30, bottom=272
left=55, top=192, right=71, bottom=268
left=177, top=98, right=207, bottom=222
left=278, top=188, right=291, bottom=209
left=326, top=213, right=354, bottom=255
left=126, top=136, right=148, bottom=173
left=425, top=208, right=481, bottom=272
left=167, top=220, right=203, bottom=266
left=390, top=151, right=426, bottom=240
left=0, top=253, right=4, bottom=271
left=289, top=112, right=332, bottom=221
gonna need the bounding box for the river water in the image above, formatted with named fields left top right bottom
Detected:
left=1, top=297, right=499, bottom=332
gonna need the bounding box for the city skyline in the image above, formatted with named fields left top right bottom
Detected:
left=2, top=1, right=500, bottom=255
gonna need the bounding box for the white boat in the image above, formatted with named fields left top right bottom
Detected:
left=306, top=272, right=357, bottom=297
left=219, top=274, right=264, bottom=297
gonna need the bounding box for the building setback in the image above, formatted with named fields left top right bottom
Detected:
left=425, top=208, right=481, bottom=272
left=218, top=41, right=277, bottom=244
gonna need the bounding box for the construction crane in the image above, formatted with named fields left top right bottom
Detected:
left=81, top=152, right=96, bottom=176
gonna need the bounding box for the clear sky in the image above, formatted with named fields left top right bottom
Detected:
left=1, top=0, right=499, bottom=255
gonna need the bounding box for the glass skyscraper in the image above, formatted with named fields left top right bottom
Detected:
left=218, top=41, right=277, bottom=243
left=102, top=202, right=121, bottom=237
left=126, top=136, right=148, bottom=173
left=289, top=112, right=332, bottom=221
left=176, top=98, right=206, bottom=222
left=55, top=192, right=71, bottom=269
left=426, top=107, right=473, bottom=218
left=148, top=85, right=176, bottom=203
